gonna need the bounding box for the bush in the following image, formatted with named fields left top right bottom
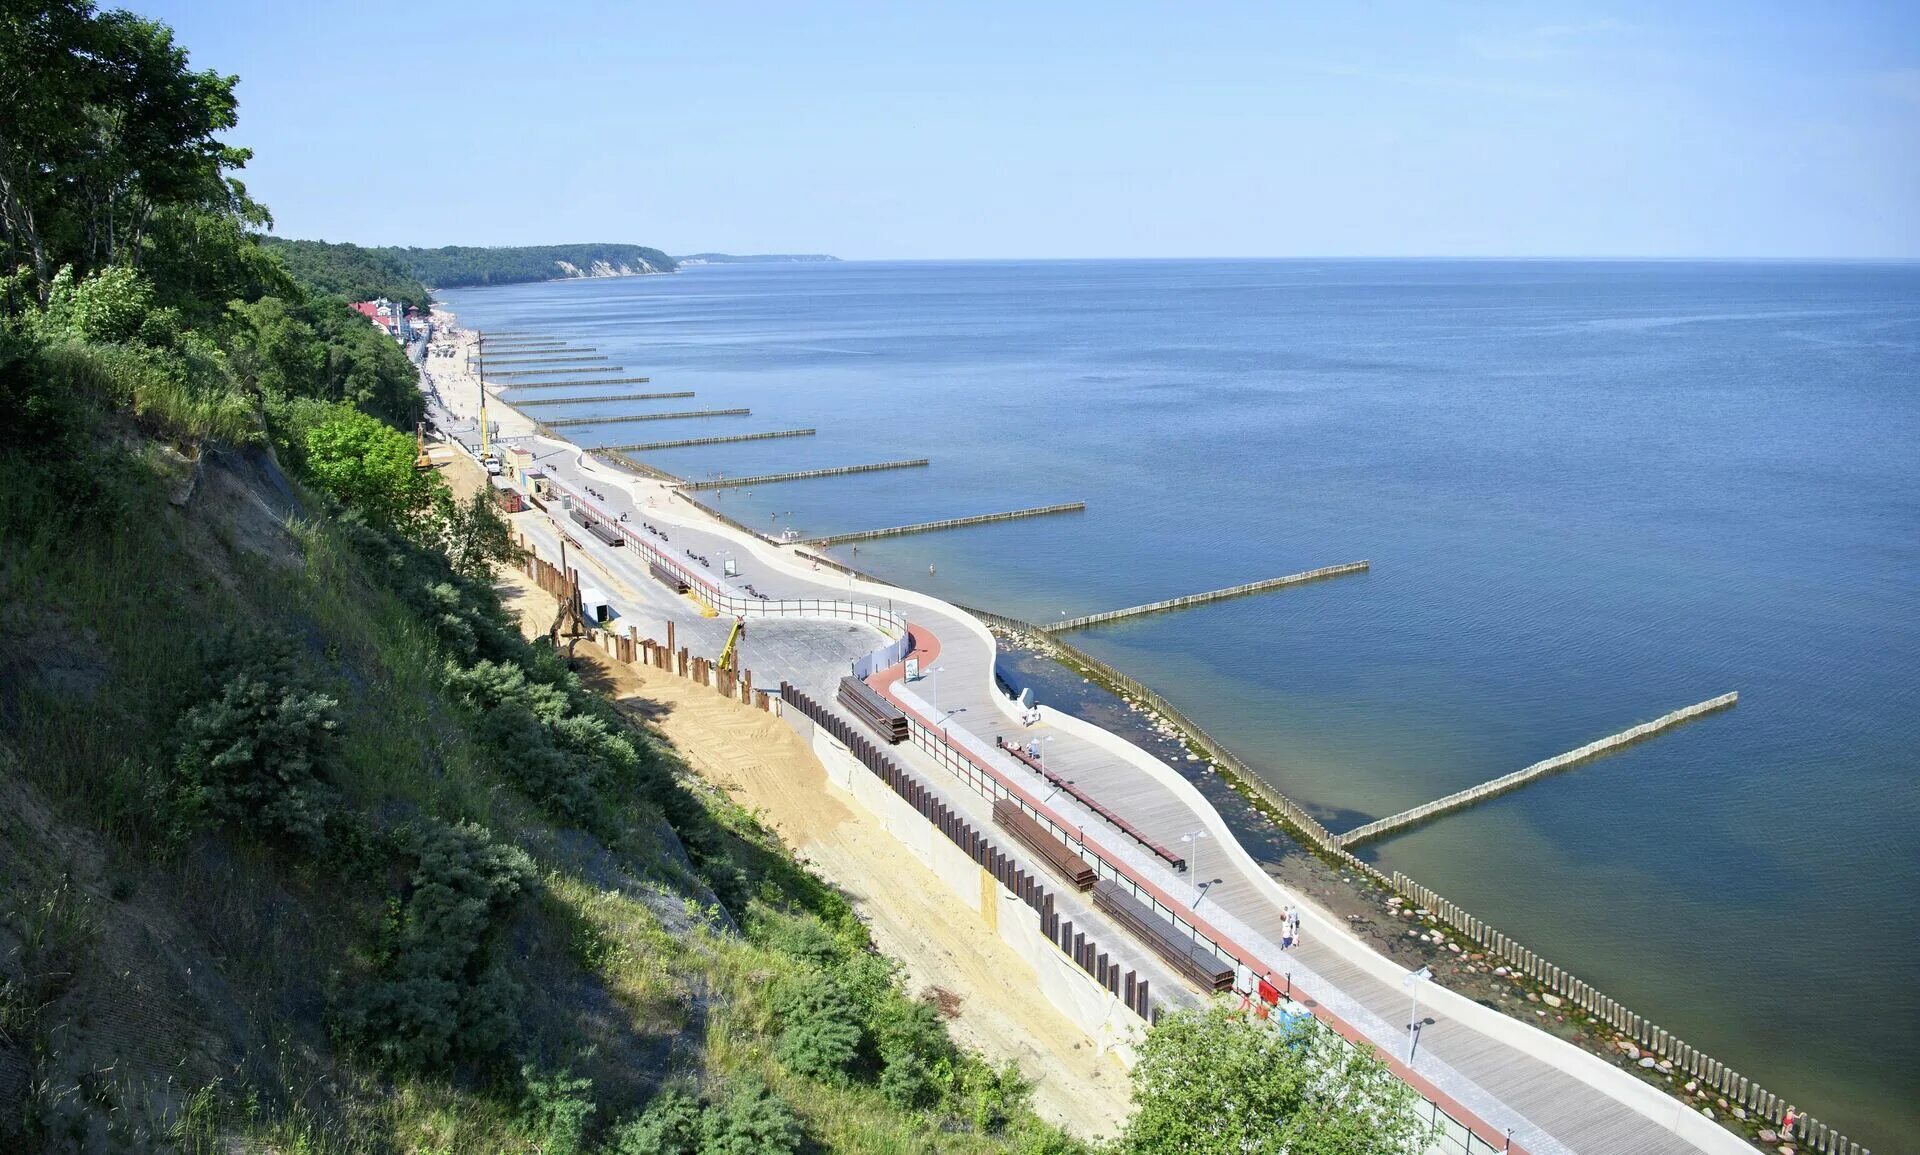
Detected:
left=773, top=973, right=865, bottom=1084
left=300, top=405, right=440, bottom=532
left=699, top=1078, right=801, bottom=1155
left=1122, top=1001, right=1434, bottom=1155
left=873, top=996, right=953, bottom=1110
left=521, top=1064, right=595, bottom=1155
left=332, top=819, right=535, bottom=1070
left=172, top=658, right=342, bottom=848
left=605, top=1087, right=704, bottom=1155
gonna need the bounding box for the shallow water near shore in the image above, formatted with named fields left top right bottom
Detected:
left=443, top=259, right=1920, bottom=1147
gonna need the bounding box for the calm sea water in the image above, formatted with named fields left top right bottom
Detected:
left=444, top=260, right=1920, bottom=1147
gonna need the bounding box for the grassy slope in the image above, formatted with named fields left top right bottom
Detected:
left=0, top=438, right=1073, bottom=1153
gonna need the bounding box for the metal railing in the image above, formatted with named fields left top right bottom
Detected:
left=546, top=477, right=909, bottom=643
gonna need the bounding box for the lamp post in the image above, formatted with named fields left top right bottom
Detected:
left=1402, top=965, right=1432, bottom=1063
left=1180, top=830, right=1209, bottom=904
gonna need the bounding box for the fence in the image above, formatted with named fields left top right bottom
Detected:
left=1389, top=874, right=1867, bottom=1155
left=960, top=605, right=1863, bottom=1155
left=546, top=477, right=909, bottom=644
left=867, top=670, right=1521, bottom=1155
left=779, top=683, right=1156, bottom=1020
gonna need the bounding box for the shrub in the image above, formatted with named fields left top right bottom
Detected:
left=332, top=819, right=535, bottom=1070
left=773, top=974, right=865, bottom=1084
left=172, top=660, right=342, bottom=848
left=699, top=1078, right=801, bottom=1155
left=605, top=1087, right=704, bottom=1155
left=521, top=1064, right=596, bottom=1155
left=873, top=996, right=953, bottom=1110
left=1122, top=1001, right=1434, bottom=1155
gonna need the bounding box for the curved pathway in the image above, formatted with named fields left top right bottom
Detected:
left=427, top=332, right=1751, bottom=1155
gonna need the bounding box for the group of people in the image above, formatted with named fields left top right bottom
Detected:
left=1281, top=905, right=1304, bottom=950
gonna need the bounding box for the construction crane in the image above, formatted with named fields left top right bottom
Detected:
left=717, top=616, right=745, bottom=671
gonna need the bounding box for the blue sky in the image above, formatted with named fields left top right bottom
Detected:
left=132, top=1, right=1919, bottom=259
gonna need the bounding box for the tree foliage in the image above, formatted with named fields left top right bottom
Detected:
left=172, top=654, right=342, bottom=847
left=1122, top=1002, right=1434, bottom=1155
left=300, top=406, right=439, bottom=530
left=0, top=0, right=246, bottom=297
left=378, top=242, right=676, bottom=288
left=257, top=236, right=430, bottom=310
left=332, top=820, right=535, bottom=1070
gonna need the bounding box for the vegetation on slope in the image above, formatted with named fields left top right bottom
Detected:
left=263, top=237, right=678, bottom=298
left=0, top=4, right=1433, bottom=1153
left=256, top=238, right=433, bottom=312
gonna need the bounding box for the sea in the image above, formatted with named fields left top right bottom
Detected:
left=440, top=259, right=1920, bottom=1148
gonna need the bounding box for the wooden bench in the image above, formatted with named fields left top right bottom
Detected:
left=995, top=736, right=1187, bottom=872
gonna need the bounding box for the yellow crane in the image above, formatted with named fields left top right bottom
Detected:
left=717, top=616, right=745, bottom=671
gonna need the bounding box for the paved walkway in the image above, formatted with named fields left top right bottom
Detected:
left=424, top=332, right=1750, bottom=1155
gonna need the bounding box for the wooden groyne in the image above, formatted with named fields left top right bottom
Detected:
left=510, top=392, right=693, bottom=407
left=602, top=428, right=816, bottom=452
left=808, top=502, right=1085, bottom=546
left=600, top=450, right=682, bottom=484
left=1044, top=561, right=1370, bottom=633
left=492, top=375, right=656, bottom=388
left=486, top=342, right=587, bottom=351
left=681, top=458, right=930, bottom=491
left=1338, top=692, right=1740, bottom=848
left=482, top=354, right=608, bottom=367
left=540, top=408, right=750, bottom=429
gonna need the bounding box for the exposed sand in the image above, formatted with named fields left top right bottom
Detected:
left=445, top=449, right=1130, bottom=1140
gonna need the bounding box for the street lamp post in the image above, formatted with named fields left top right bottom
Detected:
left=1180, top=830, right=1209, bottom=904
left=1402, top=965, right=1432, bottom=1063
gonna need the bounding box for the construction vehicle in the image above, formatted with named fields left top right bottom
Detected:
left=414, top=421, right=433, bottom=470
left=717, top=616, right=745, bottom=671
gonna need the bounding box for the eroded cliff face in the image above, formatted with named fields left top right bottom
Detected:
left=552, top=258, right=665, bottom=279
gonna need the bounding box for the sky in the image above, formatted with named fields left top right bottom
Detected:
left=131, top=1, right=1920, bottom=260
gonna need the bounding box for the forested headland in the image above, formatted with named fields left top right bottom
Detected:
left=0, top=3, right=1428, bottom=1152
left=266, top=238, right=680, bottom=296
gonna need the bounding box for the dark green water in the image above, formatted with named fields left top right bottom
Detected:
left=446, top=260, right=1920, bottom=1146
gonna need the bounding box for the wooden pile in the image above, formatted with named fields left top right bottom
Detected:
left=993, top=799, right=1096, bottom=890
left=1091, top=879, right=1234, bottom=992
left=837, top=676, right=908, bottom=744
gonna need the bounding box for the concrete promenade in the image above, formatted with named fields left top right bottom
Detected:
left=424, top=331, right=1753, bottom=1155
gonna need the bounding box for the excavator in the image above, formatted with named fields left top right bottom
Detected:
left=717, top=616, right=745, bottom=672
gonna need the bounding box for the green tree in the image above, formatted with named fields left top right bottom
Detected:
left=433, top=486, right=522, bottom=579
left=1122, top=1002, right=1434, bottom=1155
left=302, top=405, right=440, bottom=531
left=0, top=1, right=244, bottom=296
